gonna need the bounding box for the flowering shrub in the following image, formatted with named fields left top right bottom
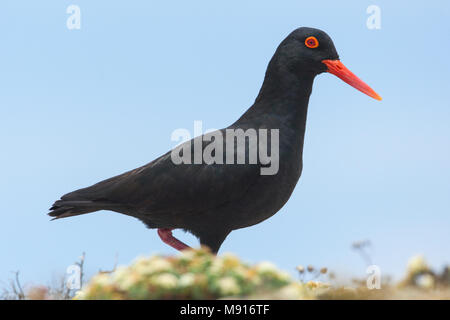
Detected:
left=5, top=250, right=449, bottom=300
left=74, top=248, right=325, bottom=300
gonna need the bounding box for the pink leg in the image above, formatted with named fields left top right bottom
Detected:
left=157, top=228, right=191, bottom=251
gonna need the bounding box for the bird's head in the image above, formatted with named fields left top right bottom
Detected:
left=276, top=27, right=382, bottom=101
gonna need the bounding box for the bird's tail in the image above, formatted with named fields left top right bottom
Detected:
left=48, top=200, right=108, bottom=219
left=48, top=190, right=123, bottom=220
left=48, top=170, right=132, bottom=219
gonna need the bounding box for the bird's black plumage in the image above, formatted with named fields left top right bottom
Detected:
left=49, top=27, right=358, bottom=253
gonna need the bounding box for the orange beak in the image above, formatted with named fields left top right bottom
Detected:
left=322, top=59, right=382, bottom=101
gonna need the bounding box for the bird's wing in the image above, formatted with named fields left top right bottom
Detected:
left=59, top=129, right=264, bottom=217
left=113, top=134, right=262, bottom=215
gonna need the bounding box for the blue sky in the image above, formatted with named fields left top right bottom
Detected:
left=0, top=0, right=449, bottom=287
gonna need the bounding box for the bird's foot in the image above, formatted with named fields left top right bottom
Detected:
left=157, top=228, right=191, bottom=251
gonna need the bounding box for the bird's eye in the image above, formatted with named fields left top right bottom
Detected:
left=305, top=36, right=319, bottom=49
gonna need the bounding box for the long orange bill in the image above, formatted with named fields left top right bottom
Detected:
left=322, top=59, right=382, bottom=101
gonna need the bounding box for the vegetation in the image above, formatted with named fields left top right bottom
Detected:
left=2, top=248, right=449, bottom=300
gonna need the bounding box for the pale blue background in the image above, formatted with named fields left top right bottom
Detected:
left=0, top=0, right=449, bottom=287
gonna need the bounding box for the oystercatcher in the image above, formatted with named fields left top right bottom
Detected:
left=49, top=27, right=381, bottom=253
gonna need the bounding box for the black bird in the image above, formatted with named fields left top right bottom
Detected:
left=49, top=27, right=381, bottom=253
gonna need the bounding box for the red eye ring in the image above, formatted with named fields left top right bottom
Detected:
left=305, top=36, right=319, bottom=48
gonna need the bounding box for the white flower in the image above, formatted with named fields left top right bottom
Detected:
left=133, top=255, right=150, bottom=265
left=407, top=255, right=429, bottom=275
left=416, top=274, right=435, bottom=289
left=296, top=265, right=305, bottom=273
left=112, top=266, right=142, bottom=290
left=118, top=273, right=141, bottom=291
left=92, top=273, right=112, bottom=287
left=73, top=290, right=86, bottom=300
left=178, top=273, right=196, bottom=287
left=180, top=249, right=197, bottom=260
left=153, top=273, right=178, bottom=289
left=255, top=261, right=278, bottom=273
left=113, top=266, right=129, bottom=282
left=233, top=266, right=248, bottom=278
left=217, top=276, right=240, bottom=296
left=136, top=257, right=172, bottom=275
left=210, top=259, right=224, bottom=273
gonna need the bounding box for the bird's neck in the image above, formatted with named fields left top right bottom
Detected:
left=235, top=58, right=316, bottom=137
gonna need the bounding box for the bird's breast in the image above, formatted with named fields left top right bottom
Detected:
left=223, top=141, right=304, bottom=230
